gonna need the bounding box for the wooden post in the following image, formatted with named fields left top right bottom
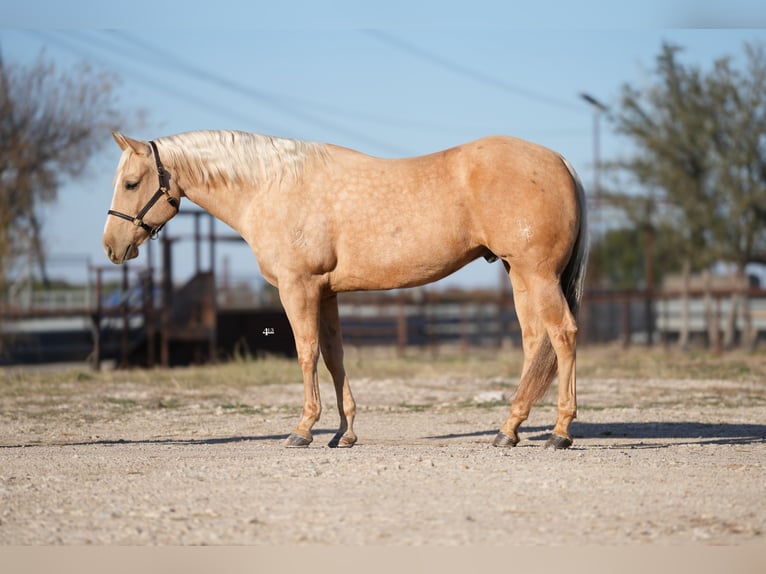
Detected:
left=161, top=235, right=173, bottom=368
left=91, top=268, right=103, bottom=371
left=621, top=295, right=631, bottom=349
left=194, top=212, right=201, bottom=274
left=396, top=293, right=407, bottom=357
left=143, top=267, right=156, bottom=368
left=208, top=215, right=217, bottom=364
left=120, top=264, right=130, bottom=368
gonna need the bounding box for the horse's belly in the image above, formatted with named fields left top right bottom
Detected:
left=329, top=245, right=484, bottom=292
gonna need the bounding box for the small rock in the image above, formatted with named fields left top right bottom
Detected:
left=473, top=391, right=506, bottom=404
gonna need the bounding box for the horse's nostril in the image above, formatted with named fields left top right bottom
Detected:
left=104, top=244, right=121, bottom=263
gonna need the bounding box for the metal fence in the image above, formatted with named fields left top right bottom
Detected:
left=581, top=288, right=766, bottom=348
left=5, top=273, right=766, bottom=365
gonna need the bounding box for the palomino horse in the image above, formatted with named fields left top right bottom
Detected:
left=103, top=130, right=588, bottom=449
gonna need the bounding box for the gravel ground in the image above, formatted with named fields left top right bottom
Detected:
left=1, top=372, right=765, bottom=546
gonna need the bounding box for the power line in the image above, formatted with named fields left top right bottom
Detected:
left=364, top=30, right=581, bottom=113
left=28, top=30, right=282, bottom=133
left=31, top=29, right=409, bottom=155
left=19, top=30, right=587, bottom=159
left=105, top=30, right=411, bottom=155
left=107, top=31, right=464, bottom=138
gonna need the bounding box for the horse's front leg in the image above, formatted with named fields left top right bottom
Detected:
left=279, top=280, right=322, bottom=448
left=319, top=294, right=357, bottom=448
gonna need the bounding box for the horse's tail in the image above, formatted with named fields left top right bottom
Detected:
left=558, top=156, right=589, bottom=322
left=517, top=156, right=589, bottom=405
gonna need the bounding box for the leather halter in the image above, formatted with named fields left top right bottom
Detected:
left=107, top=140, right=179, bottom=239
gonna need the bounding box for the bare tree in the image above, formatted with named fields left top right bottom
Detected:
left=0, top=50, right=132, bottom=291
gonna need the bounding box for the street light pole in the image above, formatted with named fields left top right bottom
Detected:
left=580, top=92, right=608, bottom=235
left=578, top=93, right=608, bottom=346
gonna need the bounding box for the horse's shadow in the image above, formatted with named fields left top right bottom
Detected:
left=428, top=421, right=766, bottom=448
left=2, top=423, right=764, bottom=450
left=0, top=429, right=335, bottom=450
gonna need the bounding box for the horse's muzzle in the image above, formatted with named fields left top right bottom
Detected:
left=104, top=242, right=138, bottom=264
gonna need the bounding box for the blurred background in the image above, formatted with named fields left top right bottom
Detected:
left=2, top=1, right=766, bottom=366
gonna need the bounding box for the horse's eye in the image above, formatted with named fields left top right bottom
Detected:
left=125, top=181, right=139, bottom=191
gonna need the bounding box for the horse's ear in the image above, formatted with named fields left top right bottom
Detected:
left=112, top=131, right=149, bottom=156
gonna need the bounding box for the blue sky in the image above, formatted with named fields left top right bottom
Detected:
left=2, top=1, right=766, bottom=290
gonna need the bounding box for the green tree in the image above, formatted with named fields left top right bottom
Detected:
left=705, top=44, right=766, bottom=346
left=589, top=215, right=685, bottom=291
left=612, top=44, right=718, bottom=271
left=608, top=42, right=766, bottom=349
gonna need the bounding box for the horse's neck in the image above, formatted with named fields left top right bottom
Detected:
left=163, top=132, right=322, bottom=239
left=177, top=180, right=250, bottom=238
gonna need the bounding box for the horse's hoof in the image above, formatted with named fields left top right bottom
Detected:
left=328, top=432, right=357, bottom=448
left=285, top=433, right=312, bottom=448
left=545, top=434, right=573, bottom=449
left=492, top=431, right=519, bottom=447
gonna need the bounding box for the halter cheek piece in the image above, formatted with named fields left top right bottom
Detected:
left=107, top=140, right=179, bottom=239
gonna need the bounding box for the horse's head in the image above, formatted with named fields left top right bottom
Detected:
left=103, top=132, right=180, bottom=264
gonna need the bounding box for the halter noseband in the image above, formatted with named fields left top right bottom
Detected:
left=107, top=140, right=179, bottom=239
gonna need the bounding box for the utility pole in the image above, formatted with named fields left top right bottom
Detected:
left=579, top=92, right=609, bottom=236
left=0, top=37, right=9, bottom=105
left=578, top=93, right=608, bottom=346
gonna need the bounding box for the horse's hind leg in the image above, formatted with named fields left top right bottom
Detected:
left=495, top=268, right=577, bottom=449
left=494, top=276, right=548, bottom=447
left=532, top=275, right=578, bottom=449
left=319, top=294, right=357, bottom=448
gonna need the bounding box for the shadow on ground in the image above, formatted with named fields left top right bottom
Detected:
left=428, top=421, right=766, bottom=448
left=2, top=423, right=765, bottom=450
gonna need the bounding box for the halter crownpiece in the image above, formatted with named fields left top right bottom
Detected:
left=107, top=140, right=179, bottom=239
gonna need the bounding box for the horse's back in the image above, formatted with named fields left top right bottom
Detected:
left=323, top=135, right=571, bottom=204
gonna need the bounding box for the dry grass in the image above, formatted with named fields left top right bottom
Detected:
left=577, top=344, right=766, bottom=382
left=0, top=342, right=764, bottom=428
left=3, top=344, right=766, bottom=396
left=2, top=344, right=765, bottom=433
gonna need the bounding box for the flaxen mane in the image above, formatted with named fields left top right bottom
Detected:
left=156, top=130, right=328, bottom=188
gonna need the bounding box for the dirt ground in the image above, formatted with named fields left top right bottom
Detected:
left=1, top=359, right=765, bottom=546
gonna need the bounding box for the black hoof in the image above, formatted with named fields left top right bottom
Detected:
left=328, top=432, right=357, bottom=448
left=285, top=433, right=312, bottom=448
left=545, top=434, right=573, bottom=449
left=492, top=431, right=519, bottom=447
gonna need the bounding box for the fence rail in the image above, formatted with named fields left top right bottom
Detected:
left=5, top=279, right=766, bottom=365
left=583, top=288, right=766, bottom=347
